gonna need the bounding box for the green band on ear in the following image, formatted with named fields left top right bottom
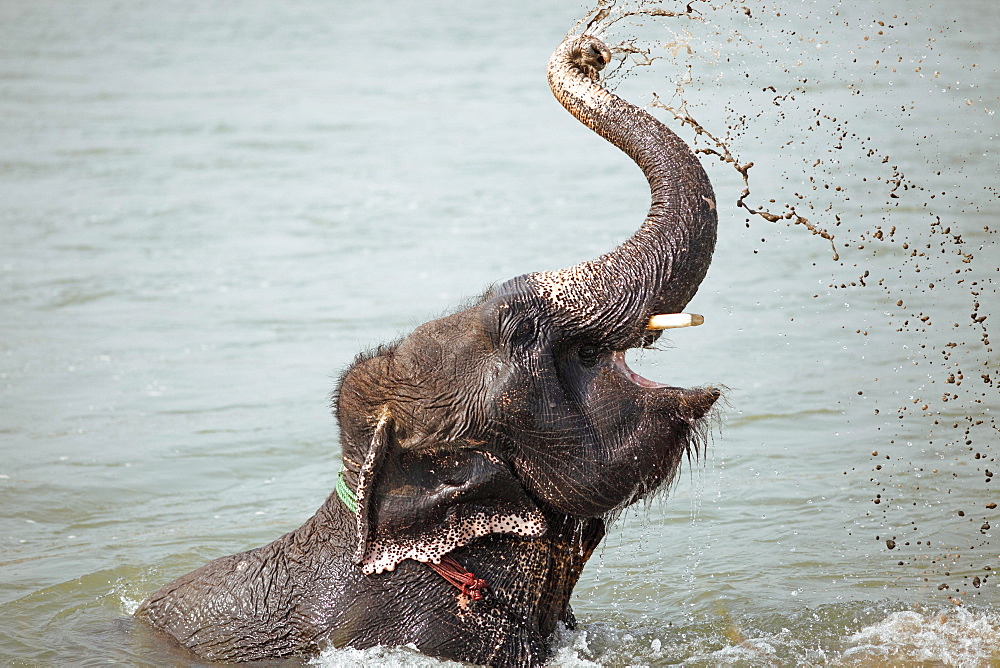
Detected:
left=336, top=469, right=359, bottom=515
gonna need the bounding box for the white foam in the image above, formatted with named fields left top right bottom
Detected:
left=844, top=607, right=1000, bottom=666
left=297, top=606, right=1000, bottom=667
left=120, top=596, right=141, bottom=616
left=310, top=643, right=465, bottom=667
left=546, top=624, right=602, bottom=667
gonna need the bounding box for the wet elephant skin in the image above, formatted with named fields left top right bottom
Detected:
left=137, top=34, right=719, bottom=667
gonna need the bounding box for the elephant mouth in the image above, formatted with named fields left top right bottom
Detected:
left=608, top=311, right=706, bottom=389
left=611, top=351, right=669, bottom=389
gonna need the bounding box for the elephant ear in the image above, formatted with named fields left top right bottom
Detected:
left=351, top=412, right=547, bottom=575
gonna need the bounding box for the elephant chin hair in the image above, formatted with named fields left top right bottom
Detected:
left=621, top=391, right=724, bottom=522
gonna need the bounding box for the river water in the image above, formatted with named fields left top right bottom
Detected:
left=1, top=0, right=997, bottom=665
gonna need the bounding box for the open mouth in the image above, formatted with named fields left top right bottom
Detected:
left=611, top=311, right=706, bottom=389
left=612, top=351, right=669, bottom=389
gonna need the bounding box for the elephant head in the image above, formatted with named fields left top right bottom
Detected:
left=336, top=34, right=720, bottom=575
left=136, top=34, right=722, bottom=667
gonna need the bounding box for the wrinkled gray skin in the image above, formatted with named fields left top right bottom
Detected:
left=137, top=34, right=719, bottom=667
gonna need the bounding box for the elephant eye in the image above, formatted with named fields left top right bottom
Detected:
left=505, top=317, right=537, bottom=349
left=578, top=345, right=605, bottom=368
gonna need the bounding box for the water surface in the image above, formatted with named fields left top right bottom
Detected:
left=1, top=0, right=996, bottom=665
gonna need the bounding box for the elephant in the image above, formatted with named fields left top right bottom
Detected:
left=136, top=33, right=720, bottom=667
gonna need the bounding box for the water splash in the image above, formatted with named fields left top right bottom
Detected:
left=844, top=607, right=1000, bottom=666
left=577, top=0, right=996, bottom=603
left=311, top=643, right=466, bottom=667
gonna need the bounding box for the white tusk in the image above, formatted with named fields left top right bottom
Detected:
left=647, top=313, right=704, bottom=330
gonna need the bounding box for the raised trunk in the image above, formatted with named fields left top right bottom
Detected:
left=524, top=36, right=718, bottom=349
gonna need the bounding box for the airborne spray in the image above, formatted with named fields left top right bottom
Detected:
left=569, top=0, right=996, bottom=661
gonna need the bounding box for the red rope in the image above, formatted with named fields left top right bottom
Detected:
left=427, top=554, right=487, bottom=600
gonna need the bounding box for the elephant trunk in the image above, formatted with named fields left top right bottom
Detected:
left=523, top=36, right=718, bottom=349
